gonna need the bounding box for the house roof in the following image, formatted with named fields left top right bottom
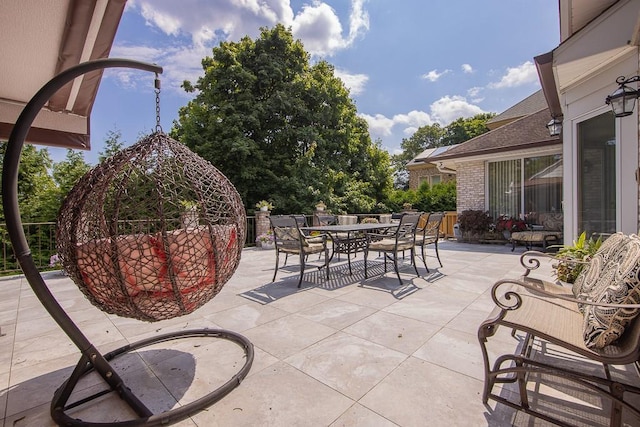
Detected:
left=428, top=108, right=561, bottom=162
left=406, top=144, right=459, bottom=168
left=485, top=90, right=548, bottom=130
left=0, top=0, right=126, bottom=149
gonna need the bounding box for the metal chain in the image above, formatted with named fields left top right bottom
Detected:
left=154, top=74, right=162, bottom=132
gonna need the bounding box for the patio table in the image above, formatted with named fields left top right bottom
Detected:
left=302, top=223, right=396, bottom=274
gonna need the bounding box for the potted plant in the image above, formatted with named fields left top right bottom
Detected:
left=256, top=231, right=275, bottom=249
left=552, top=231, right=602, bottom=283
left=180, top=200, right=200, bottom=228
left=402, top=202, right=414, bottom=212
left=457, top=209, right=492, bottom=242
left=255, top=200, right=274, bottom=212
left=361, top=217, right=379, bottom=224
left=315, top=201, right=326, bottom=211
left=495, top=215, right=527, bottom=239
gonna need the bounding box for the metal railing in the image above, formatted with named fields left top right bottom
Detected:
left=0, top=216, right=258, bottom=276
left=0, top=213, right=457, bottom=276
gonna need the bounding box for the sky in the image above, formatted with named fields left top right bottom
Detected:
left=50, top=0, right=560, bottom=165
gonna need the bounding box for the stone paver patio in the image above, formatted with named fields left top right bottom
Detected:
left=1, top=240, right=638, bottom=426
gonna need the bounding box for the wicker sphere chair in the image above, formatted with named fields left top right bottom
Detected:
left=56, top=131, right=246, bottom=322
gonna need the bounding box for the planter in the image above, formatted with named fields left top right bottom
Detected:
left=181, top=210, right=199, bottom=228
left=260, top=242, right=275, bottom=250
left=260, top=206, right=268, bottom=212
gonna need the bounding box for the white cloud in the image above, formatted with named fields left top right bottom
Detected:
left=360, top=97, right=485, bottom=151
left=360, top=110, right=433, bottom=141
left=467, top=86, right=484, bottom=103
left=334, top=69, right=369, bottom=95
left=461, top=63, right=474, bottom=73
left=110, top=1, right=370, bottom=94
left=403, top=126, right=418, bottom=136
left=421, top=69, right=450, bottom=82
left=393, top=110, right=433, bottom=127
left=430, top=95, right=485, bottom=124
left=360, top=113, right=396, bottom=137
left=488, top=61, right=538, bottom=89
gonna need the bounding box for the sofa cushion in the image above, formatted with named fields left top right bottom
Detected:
left=538, top=212, right=563, bottom=231
left=572, top=232, right=627, bottom=303
left=582, top=234, right=640, bottom=349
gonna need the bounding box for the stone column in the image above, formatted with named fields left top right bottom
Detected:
left=255, top=210, right=271, bottom=247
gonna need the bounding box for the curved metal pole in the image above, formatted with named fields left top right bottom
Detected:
left=2, top=58, right=162, bottom=353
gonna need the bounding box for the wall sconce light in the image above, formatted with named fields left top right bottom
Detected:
left=546, top=116, right=562, bottom=136
left=605, top=75, right=640, bottom=118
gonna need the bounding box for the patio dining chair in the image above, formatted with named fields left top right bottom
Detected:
left=364, top=212, right=421, bottom=285
left=414, top=212, right=444, bottom=272
left=270, top=215, right=330, bottom=287
left=314, top=213, right=338, bottom=226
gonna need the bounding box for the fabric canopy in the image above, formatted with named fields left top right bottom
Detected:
left=0, top=0, right=126, bottom=149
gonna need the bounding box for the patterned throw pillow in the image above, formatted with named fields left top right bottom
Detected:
left=572, top=232, right=627, bottom=303
left=582, top=234, right=640, bottom=349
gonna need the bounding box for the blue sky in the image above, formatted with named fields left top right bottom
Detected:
left=51, top=0, right=560, bottom=165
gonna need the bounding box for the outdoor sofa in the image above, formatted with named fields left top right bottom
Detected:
left=478, top=232, right=640, bottom=426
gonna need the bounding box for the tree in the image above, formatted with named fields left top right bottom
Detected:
left=391, top=124, right=444, bottom=189
left=172, top=24, right=392, bottom=214
left=98, top=128, right=125, bottom=163
left=391, top=113, right=495, bottom=189
left=52, top=149, right=91, bottom=197
left=0, top=143, right=60, bottom=223
left=441, top=113, right=496, bottom=146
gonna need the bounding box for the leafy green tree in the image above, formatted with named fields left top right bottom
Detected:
left=172, top=24, right=392, bottom=214
left=0, top=143, right=59, bottom=222
left=98, top=128, right=125, bottom=163
left=52, top=149, right=91, bottom=197
left=391, top=113, right=495, bottom=189
left=441, top=113, right=496, bottom=146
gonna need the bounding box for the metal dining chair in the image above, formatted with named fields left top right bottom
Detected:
left=269, top=215, right=330, bottom=287
left=414, top=212, right=444, bottom=272
left=364, top=212, right=421, bottom=285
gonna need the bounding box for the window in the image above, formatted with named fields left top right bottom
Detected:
left=419, top=174, right=442, bottom=187
left=488, top=154, right=562, bottom=222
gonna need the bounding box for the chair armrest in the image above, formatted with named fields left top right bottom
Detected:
left=519, top=250, right=590, bottom=277
left=365, top=232, right=392, bottom=242
left=490, top=278, right=640, bottom=311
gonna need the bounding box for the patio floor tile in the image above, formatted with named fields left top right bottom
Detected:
left=1, top=240, right=637, bottom=426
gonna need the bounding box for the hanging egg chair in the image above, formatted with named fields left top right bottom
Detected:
left=56, top=131, right=246, bottom=322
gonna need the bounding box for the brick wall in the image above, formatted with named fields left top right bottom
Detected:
left=408, top=164, right=455, bottom=190
left=456, top=160, right=485, bottom=213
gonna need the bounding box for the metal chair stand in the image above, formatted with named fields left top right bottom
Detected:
left=51, top=329, right=254, bottom=426
left=2, top=58, right=254, bottom=426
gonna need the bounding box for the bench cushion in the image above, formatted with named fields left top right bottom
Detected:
left=571, top=232, right=627, bottom=303
left=582, top=233, right=640, bottom=349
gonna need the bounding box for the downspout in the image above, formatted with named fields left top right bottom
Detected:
left=435, top=161, right=457, bottom=175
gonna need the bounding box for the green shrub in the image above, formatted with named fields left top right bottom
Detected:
left=457, top=209, right=492, bottom=234
left=552, top=231, right=602, bottom=283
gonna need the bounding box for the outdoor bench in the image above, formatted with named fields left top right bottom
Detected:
left=510, top=229, right=561, bottom=251
left=478, top=232, right=640, bottom=426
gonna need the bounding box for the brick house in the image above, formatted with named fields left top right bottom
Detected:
left=535, top=0, right=640, bottom=244
left=406, top=145, right=457, bottom=190
left=428, top=90, right=563, bottom=223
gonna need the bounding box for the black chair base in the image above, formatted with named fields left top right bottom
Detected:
left=51, top=329, right=254, bottom=426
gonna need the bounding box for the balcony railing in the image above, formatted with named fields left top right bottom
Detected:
left=0, top=216, right=258, bottom=276
left=1, top=212, right=457, bottom=276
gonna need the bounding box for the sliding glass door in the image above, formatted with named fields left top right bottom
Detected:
left=577, top=112, right=616, bottom=235
left=488, top=154, right=563, bottom=223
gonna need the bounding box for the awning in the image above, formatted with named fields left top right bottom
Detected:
left=0, top=0, right=126, bottom=149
